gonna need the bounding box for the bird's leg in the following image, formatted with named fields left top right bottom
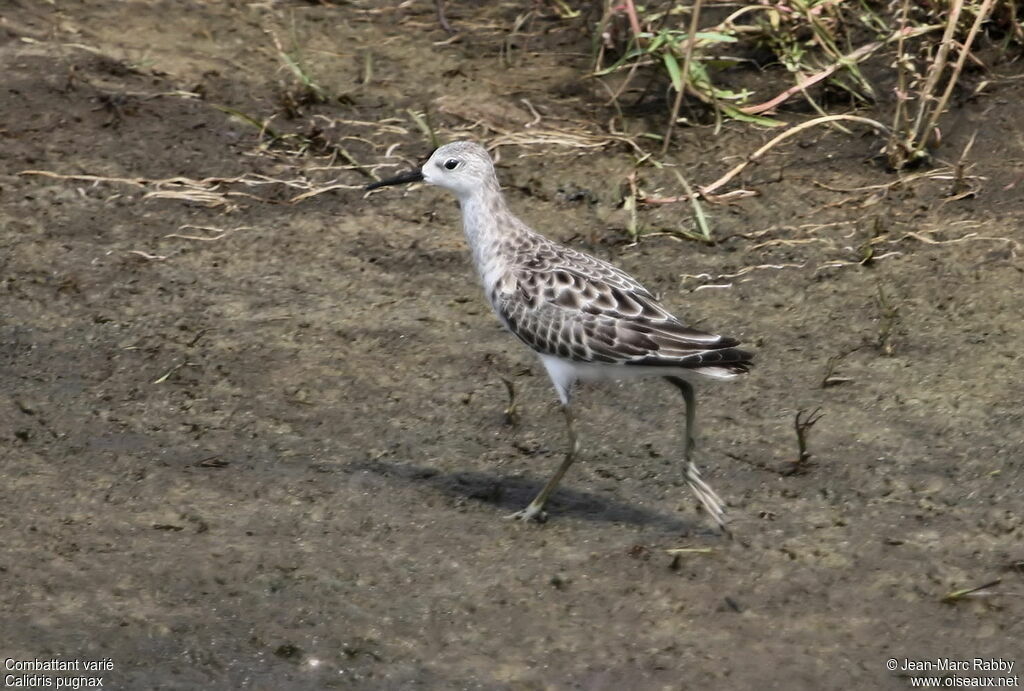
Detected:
left=507, top=404, right=579, bottom=522
left=500, top=376, right=519, bottom=427
left=666, top=377, right=730, bottom=536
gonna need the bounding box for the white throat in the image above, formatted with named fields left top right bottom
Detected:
left=457, top=189, right=508, bottom=292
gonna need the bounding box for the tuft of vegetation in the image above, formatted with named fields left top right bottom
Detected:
left=884, top=0, right=1002, bottom=169
left=592, top=0, right=1021, bottom=168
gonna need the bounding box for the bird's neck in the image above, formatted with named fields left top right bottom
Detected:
left=458, top=188, right=532, bottom=291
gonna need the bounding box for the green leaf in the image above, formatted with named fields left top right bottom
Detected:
left=663, top=30, right=738, bottom=42
left=687, top=61, right=711, bottom=87
left=720, top=104, right=786, bottom=127
left=593, top=45, right=643, bottom=76
left=647, top=32, right=667, bottom=54
left=695, top=31, right=739, bottom=43
left=710, top=86, right=753, bottom=101
left=663, top=51, right=683, bottom=93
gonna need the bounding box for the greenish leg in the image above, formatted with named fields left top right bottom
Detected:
left=507, top=404, right=578, bottom=522
left=666, top=376, right=730, bottom=536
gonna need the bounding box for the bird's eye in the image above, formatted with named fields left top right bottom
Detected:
left=443, top=159, right=459, bottom=170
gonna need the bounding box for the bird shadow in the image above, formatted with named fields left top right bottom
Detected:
left=349, top=458, right=703, bottom=534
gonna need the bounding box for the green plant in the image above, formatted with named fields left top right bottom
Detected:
left=593, top=0, right=891, bottom=141
left=592, top=0, right=1016, bottom=168
left=885, top=0, right=999, bottom=169
left=595, top=0, right=784, bottom=143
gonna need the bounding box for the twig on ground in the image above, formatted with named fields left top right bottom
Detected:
left=875, top=285, right=899, bottom=356
left=786, top=408, right=824, bottom=475
left=435, top=0, right=456, bottom=34
left=701, top=115, right=889, bottom=198
left=671, top=169, right=711, bottom=241
left=942, top=579, right=1002, bottom=604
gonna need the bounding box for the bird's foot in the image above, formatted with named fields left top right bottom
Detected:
left=505, top=504, right=547, bottom=523
left=686, top=462, right=731, bottom=538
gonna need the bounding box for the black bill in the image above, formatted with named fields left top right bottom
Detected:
left=365, top=168, right=424, bottom=191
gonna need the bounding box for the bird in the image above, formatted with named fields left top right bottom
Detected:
left=366, top=141, right=752, bottom=533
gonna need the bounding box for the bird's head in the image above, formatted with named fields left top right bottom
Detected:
left=366, top=141, right=497, bottom=200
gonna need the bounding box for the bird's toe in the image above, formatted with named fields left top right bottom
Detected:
left=505, top=506, right=548, bottom=523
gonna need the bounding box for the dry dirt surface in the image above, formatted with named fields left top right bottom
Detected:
left=2, top=1, right=1022, bottom=689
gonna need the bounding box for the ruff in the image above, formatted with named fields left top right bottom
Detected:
left=367, top=141, right=752, bottom=532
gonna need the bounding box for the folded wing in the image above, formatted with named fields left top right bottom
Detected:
left=492, top=258, right=752, bottom=375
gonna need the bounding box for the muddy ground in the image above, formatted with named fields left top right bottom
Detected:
left=1, top=1, right=1022, bottom=689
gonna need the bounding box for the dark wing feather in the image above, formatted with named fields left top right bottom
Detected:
left=492, top=244, right=752, bottom=373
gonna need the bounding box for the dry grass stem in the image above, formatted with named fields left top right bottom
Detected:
left=701, top=115, right=889, bottom=197
left=661, top=0, right=703, bottom=155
